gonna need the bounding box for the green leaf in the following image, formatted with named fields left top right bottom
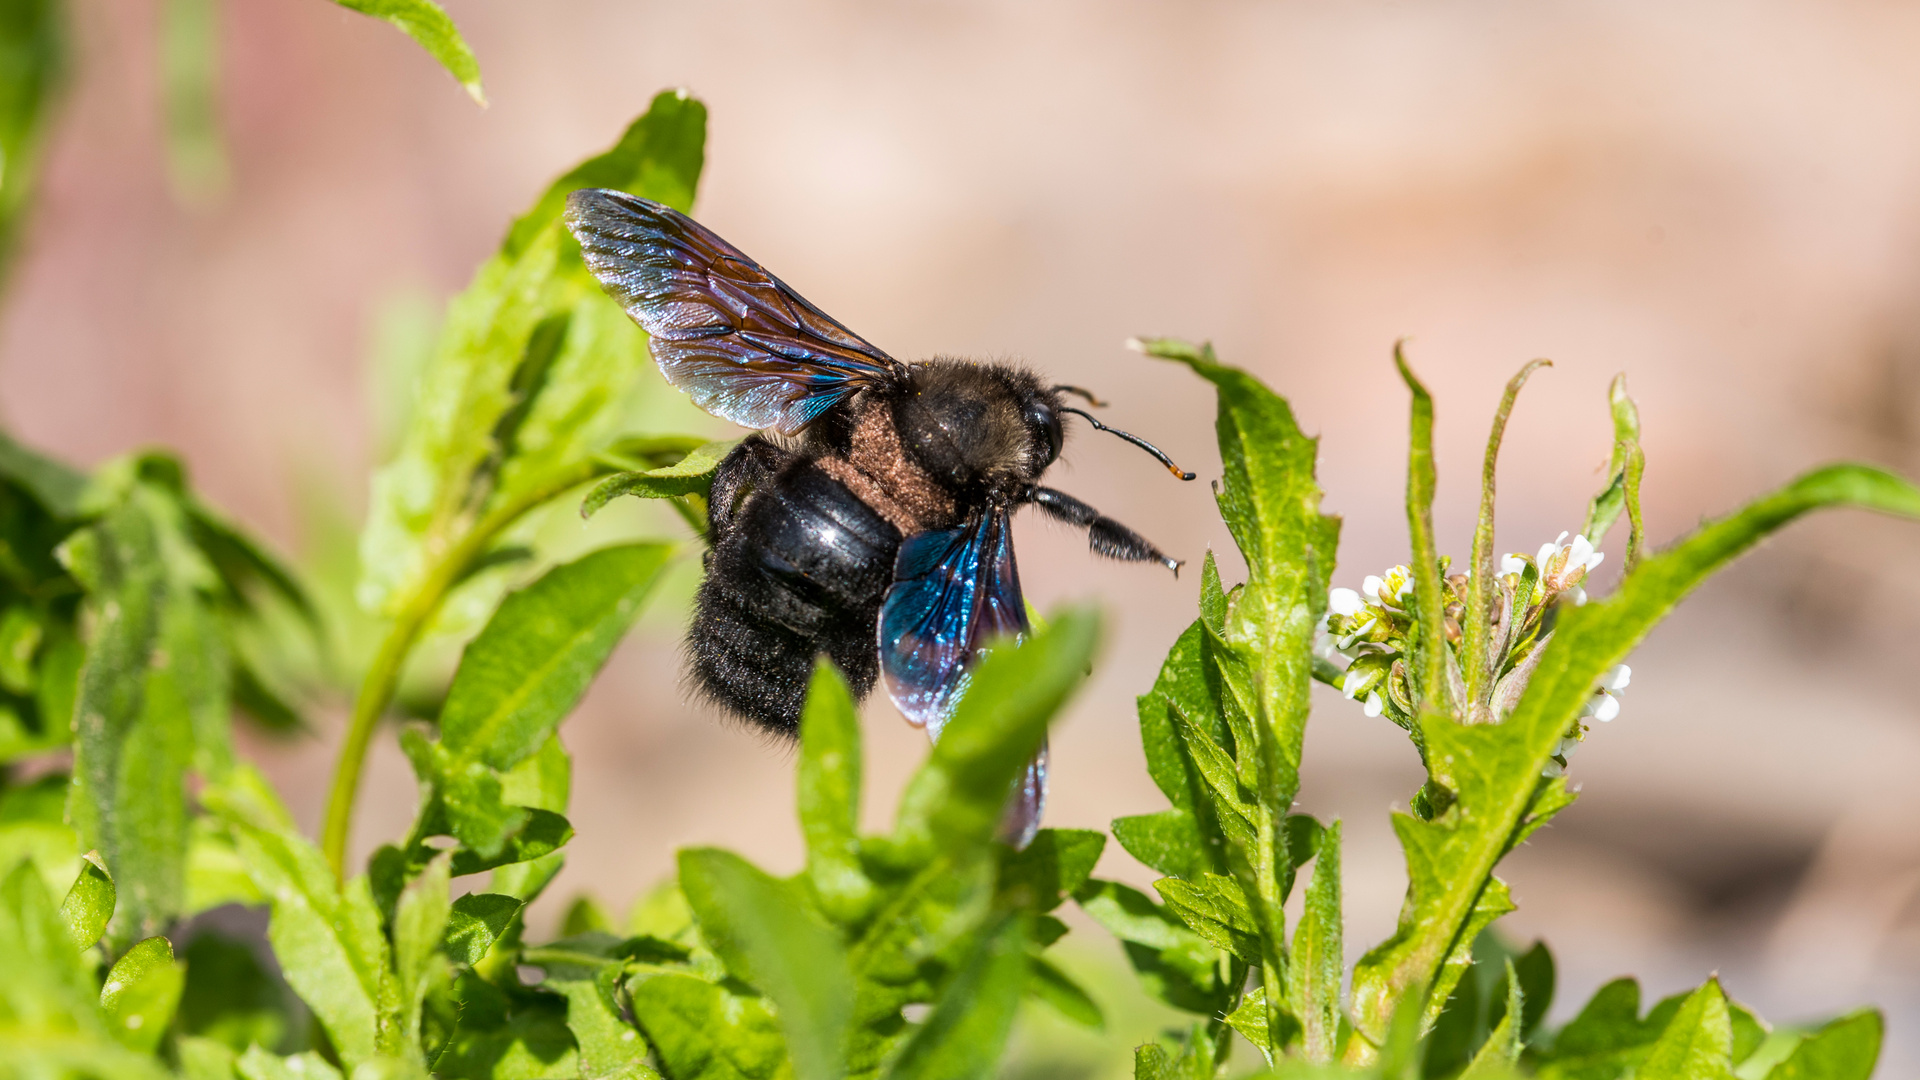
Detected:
left=627, top=971, right=786, bottom=1080
left=796, top=659, right=874, bottom=924
left=679, top=848, right=853, bottom=1080
left=201, top=765, right=402, bottom=1069
left=507, top=88, right=707, bottom=253
left=1026, top=954, right=1103, bottom=1029
left=882, top=914, right=1028, bottom=1080
left=327, top=0, right=483, bottom=104
left=552, top=963, right=658, bottom=1080
left=0, top=0, right=62, bottom=284
left=1288, top=820, right=1343, bottom=1062
left=394, top=852, right=452, bottom=1057
left=357, top=92, right=705, bottom=619
left=1638, top=980, right=1736, bottom=1080
left=411, top=543, right=667, bottom=858
left=1393, top=344, right=1450, bottom=714
left=1466, top=360, right=1549, bottom=706
left=1764, top=1009, right=1881, bottom=1080
left=1460, top=960, right=1523, bottom=1079
left=59, top=849, right=114, bottom=950
left=177, top=1035, right=240, bottom=1080
left=1154, top=874, right=1260, bottom=963
left=0, top=859, right=99, bottom=1034
left=443, top=542, right=670, bottom=770
left=893, top=607, right=1101, bottom=855
left=1584, top=373, right=1645, bottom=556
left=1112, top=809, right=1212, bottom=879
left=1073, top=879, right=1229, bottom=1016
left=445, top=893, right=523, bottom=966
left=66, top=482, right=230, bottom=948
left=100, top=935, right=187, bottom=1053
left=581, top=440, right=735, bottom=519
left=1140, top=338, right=1340, bottom=814
left=998, top=828, right=1105, bottom=913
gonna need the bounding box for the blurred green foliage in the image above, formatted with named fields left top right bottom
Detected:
left=0, top=16, right=1916, bottom=1078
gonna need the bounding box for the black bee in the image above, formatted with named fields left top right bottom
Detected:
left=564, top=189, right=1191, bottom=841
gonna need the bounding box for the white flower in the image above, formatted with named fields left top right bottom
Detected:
left=1557, top=735, right=1583, bottom=758
left=1536, top=531, right=1569, bottom=569
left=1363, top=691, right=1384, bottom=718
left=1566, top=585, right=1588, bottom=606
left=1567, top=533, right=1605, bottom=575
left=1500, top=553, right=1528, bottom=576
left=1362, top=575, right=1385, bottom=602
left=1581, top=690, right=1621, bottom=722
left=1598, top=664, right=1631, bottom=691
left=1541, top=758, right=1566, bottom=778
left=1342, top=667, right=1368, bottom=700
left=1329, top=588, right=1363, bottom=617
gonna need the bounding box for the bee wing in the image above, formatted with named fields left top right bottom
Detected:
left=879, top=505, right=1047, bottom=846
left=565, top=189, right=906, bottom=436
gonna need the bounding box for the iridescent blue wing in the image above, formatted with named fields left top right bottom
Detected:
left=564, top=189, right=906, bottom=436
left=879, top=505, right=1046, bottom=846
left=879, top=505, right=1028, bottom=736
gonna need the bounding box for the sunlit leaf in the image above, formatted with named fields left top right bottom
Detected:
left=100, top=935, right=187, bottom=1054
left=328, top=0, right=484, bottom=105
left=58, top=849, right=113, bottom=951
left=795, top=660, right=874, bottom=924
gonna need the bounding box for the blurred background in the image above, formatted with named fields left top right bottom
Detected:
left=5, top=0, right=1920, bottom=1074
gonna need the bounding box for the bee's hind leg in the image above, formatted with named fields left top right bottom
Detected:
left=1026, top=486, right=1181, bottom=574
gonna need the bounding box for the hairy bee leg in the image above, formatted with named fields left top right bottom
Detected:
left=1027, top=486, right=1181, bottom=573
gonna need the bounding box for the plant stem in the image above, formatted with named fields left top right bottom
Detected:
left=320, top=461, right=599, bottom=878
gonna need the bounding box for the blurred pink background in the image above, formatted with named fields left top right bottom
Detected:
left=7, top=1, right=1920, bottom=1074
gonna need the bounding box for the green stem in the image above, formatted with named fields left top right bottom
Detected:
left=320, top=461, right=600, bottom=878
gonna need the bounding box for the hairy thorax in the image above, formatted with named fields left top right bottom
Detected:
left=811, top=394, right=960, bottom=535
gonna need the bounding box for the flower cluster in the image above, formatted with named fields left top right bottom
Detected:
left=1319, top=533, right=1629, bottom=773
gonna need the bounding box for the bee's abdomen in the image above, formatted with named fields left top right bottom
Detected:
left=690, top=447, right=901, bottom=735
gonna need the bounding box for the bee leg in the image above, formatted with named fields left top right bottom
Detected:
left=1027, top=486, right=1181, bottom=574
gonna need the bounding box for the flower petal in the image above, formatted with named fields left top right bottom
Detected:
left=1329, top=587, right=1363, bottom=617
left=1363, top=691, right=1384, bottom=718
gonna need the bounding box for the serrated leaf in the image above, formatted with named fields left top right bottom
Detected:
left=100, top=935, right=187, bottom=1053
left=327, top=0, right=483, bottom=105
left=1288, top=820, right=1342, bottom=1062
left=59, top=849, right=114, bottom=950
left=679, top=848, right=852, bottom=1080
left=1112, top=809, right=1211, bottom=879
left=628, top=971, right=786, bottom=1080
left=551, top=963, right=658, bottom=1080
left=393, top=851, right=451, bottom=1057
left=66, top=482, right=230, bottom=949
left=1460, top=961, right=1524, bottom=1079
left=201, top=765, right=402, bottom=1069
left=1764, top=1009, right=1880, bottom=1080
left=1073, top=879, right=1230, bottom=1017
left=580, top=440, right=734, bottom=519
left=893, top=607, right=1100, bottom=856
left=1154, top=874, right=1260, bottom=963
left=1638, top=979, right=1736, bottom=1080
left=410, top=543, right=666, bottom=859
left=796, top=660, right=873, bottom=924
left=882, top=914, right=1028, bottom=1080
left=445, top=893, right=523, bottom=966
left=998, top=828, right=1105, bottom=913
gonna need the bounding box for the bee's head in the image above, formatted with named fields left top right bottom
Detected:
left=894, top=361, right=1064, bottom=499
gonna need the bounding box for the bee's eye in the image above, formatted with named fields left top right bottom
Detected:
left=1026, top=402, right=1063, bottom=466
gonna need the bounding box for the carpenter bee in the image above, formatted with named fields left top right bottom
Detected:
left=565, top=189, right=1192, bottom=843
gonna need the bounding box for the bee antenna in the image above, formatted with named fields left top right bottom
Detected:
left=1051, top=384, right=1109, bottom=407
left=1059, top=406, right=1196, bottom=481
